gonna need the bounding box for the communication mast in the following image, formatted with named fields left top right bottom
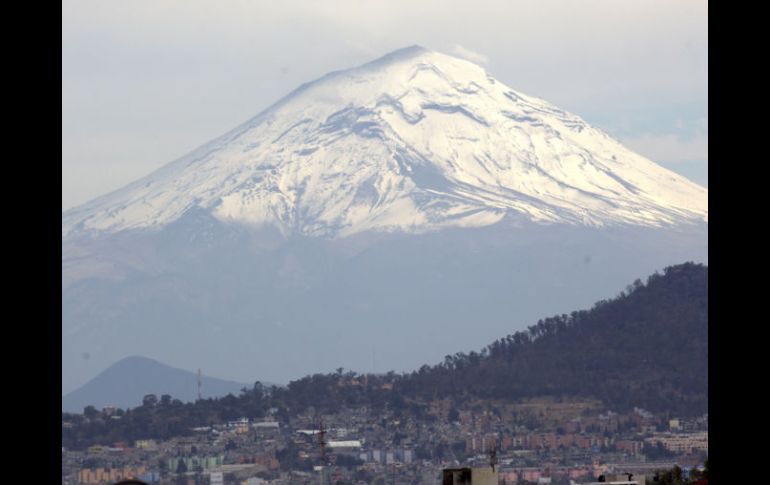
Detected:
left=197, top=368, right=202, bottom=400
left=489, top=442, right=497, bottom=472
left=316, top=417, right=331, bottom=485
left=318, top=418, right=327, bottom=464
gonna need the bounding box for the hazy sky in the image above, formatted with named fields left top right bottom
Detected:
left=62, top=0, right=707, bottom=211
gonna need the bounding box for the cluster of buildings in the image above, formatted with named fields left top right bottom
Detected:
left=77, top=466, right=151, bottom=484
left=644, top=432, right=708, bottom=455
left=62, top=399, right=707, bottom=484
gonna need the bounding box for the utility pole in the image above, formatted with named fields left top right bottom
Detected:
left=197, top=368, right=202, bottom=400
left=318, top=418, right=327, bottom=464
left=489, top=443, right=498, bottom=472
left=317, top=417, right=329, bottom=485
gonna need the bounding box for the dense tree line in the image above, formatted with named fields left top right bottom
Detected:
left=397, top=262, right=707, bottom=416
left=62, top=263, right=707, bottom=449
left=650, top=459, right=709, bottom=484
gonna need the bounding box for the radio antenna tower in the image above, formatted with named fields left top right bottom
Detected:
left=318, top=417, right=328, bottom=465
left=197, top=368, right=202, bottom=400
left=316, top=417, right=331, bottom=485
left=489, top=442, right=497, bottom=472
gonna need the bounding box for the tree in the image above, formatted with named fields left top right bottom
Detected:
left=434, top=442, right=449, bottom=460
left=652, top=464, right=687, bottom=485
left=645, top=442, right=675, bottom=460
left=672, top=465, right=684, bottom=483
left=143, top=394, right=158, bottom=408
left=175, top=459, right=188, bottom=474
left=415, top=445, right=432, bottom=460
left=253, top=381, right=265, bottom=395
left=335, top=454, right=363, bottom=469
left=448, top=407, right=460, bottom=422
left=83, top=405, right=99, bottom=420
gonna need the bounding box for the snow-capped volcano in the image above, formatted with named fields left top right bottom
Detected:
left=62, top=46, right=708, bottom=394
left=62, top=45, right=707, bottom=239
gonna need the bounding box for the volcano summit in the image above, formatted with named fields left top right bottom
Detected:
left=62, top=46, right=707, bottom=396
left=63, top=45, right=705, bottom=239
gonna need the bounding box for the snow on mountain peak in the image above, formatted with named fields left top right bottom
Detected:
left=62, top=46, right=708, bottom=239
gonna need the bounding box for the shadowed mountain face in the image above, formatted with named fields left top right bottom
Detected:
left=61, top=46, right=707, bottom=393
left=62, top=356, right=250, bottom=412
left=62, top=213, right=706, bottom=394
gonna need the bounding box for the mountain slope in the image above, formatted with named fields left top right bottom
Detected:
left=61, top=46, right=708, bottom=395
left=62, top=356, right=251, bottom=412
left=61, top=263, right=708, bottom=455
left=62, top=45, right=706, bottom=239
left=396, top=262, right=708, bottom=415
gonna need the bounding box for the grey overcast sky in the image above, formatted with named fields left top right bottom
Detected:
left=62, top=0, right=707, bottom=211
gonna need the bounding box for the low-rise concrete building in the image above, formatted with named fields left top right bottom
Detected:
left=443, top=467, right=498, bottom=484
left=78, top=466, right=146, bottom=484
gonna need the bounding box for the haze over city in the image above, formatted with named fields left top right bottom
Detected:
left=62, top=3, right=707, bottom=484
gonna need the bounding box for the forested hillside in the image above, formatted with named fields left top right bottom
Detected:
left=396, top=262, right=708, bottom=415
left=62, top=263, right=707, bottom=448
